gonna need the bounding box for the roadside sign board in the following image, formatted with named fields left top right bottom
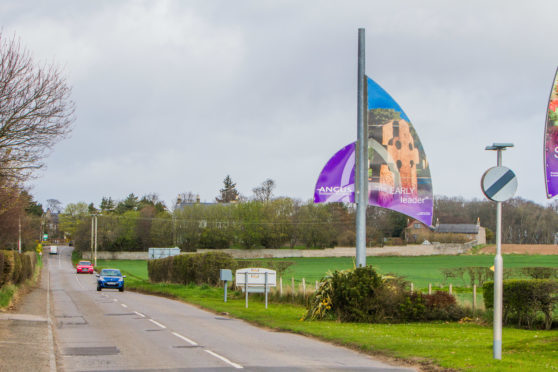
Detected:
left=43, top=233, right=48, bottom=241
left=235, top=268, right=276, bottom=293
left=481, top=166, right=517, bottom=202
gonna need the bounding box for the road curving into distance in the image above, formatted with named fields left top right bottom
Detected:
left=48, top=246, right=415, bottom=371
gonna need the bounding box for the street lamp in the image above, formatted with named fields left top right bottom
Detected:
left=484, top=142, right=514, bottom=360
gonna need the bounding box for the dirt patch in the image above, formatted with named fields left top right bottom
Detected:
left=478, top=244, right=558, bottom=255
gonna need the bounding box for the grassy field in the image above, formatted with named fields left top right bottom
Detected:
left=98, top=254, right=558, bottom=289
left=276, top=255, right=558, bottom=289
left=121, top=275, right=558, bottom=371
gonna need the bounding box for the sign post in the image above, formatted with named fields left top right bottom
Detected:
left=482, top=143, right=516, bottom=360
left=220, top=269, right=232, bottom=302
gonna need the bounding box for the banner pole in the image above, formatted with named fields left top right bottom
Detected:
left=356, top=28, right=367, bottom=268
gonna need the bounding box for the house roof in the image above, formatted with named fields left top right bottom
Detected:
left=435, top=224, right=479, bottom=234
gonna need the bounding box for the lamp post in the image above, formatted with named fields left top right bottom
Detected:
left=484, top=142, right=514, bottom=360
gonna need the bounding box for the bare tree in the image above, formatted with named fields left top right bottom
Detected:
left=0, top=32, right=75, bottom=182
left=174, top=192, right=197, bottom=210
left=252, top=178, right=275, bottom=203
left=46, top=198, right=62, bottom=214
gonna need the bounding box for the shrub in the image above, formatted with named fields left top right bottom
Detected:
left=484, top=279, right=558, bottom=330
left=148, top=252, right=236, bottom=286
left=306, top=267, right=467, bottom=324
left=329, top=266, right=386, bottom=322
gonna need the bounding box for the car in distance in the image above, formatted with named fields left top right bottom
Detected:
left=96, top=269, right=125, bottom=292
left=49, top=246, right=58, bottom=255
left=76, top=260, right=94, bottom=274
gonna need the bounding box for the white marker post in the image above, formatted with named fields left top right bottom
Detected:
left=482, top=143, right=516, bottom=360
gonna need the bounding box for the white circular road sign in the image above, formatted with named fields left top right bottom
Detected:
left=481, top=166, right=517, bottom=202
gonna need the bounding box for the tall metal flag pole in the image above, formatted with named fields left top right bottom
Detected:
left=355, top=28, right=367, bottom=267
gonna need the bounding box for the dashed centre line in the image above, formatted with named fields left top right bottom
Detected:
left=134, top=311, right=145, bottom=318
left=204, top=349, right=243, bottom=369
left=148, top=319, right=166, bottom=329
left=121, top=304, right=128, bottom=308
left=171, top=332, right=198, bottom=346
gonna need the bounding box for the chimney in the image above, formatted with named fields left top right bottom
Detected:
left=476, top=217, right=480, bottom=227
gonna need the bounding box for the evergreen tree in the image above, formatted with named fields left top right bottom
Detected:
left=216, top=175, right=239, bottom=203
left=100, top=197, right=115, bottom=212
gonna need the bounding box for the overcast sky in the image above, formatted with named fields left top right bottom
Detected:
left=2, top=1, right=558, bottom=210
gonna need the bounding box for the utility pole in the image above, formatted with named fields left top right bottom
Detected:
left=91, top=216, right=94, bottom=262
left=94, top=215, right=98, bottom=267
left=355, top=28, right=368, bottom=267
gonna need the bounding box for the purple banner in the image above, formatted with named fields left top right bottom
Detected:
left=545, top=68, right=558, bottom=198
left=314, top=76, right=433, bottom=226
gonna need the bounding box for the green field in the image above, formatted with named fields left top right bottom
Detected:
left=99, top=254, right=558, bottom=290
left=266, top=255, right=558, bottom=289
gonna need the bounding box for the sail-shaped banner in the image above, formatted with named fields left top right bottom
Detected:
left=314, top=76, right=433, bottom=226
left=544, top=68, right=558, bottom=198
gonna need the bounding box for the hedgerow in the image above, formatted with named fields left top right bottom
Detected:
left=483, top=279, right=558, bottom=329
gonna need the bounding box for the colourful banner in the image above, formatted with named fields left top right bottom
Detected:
left=545, top=68, right=558, bottom=198
left=314, top=76, right=433, bottom=226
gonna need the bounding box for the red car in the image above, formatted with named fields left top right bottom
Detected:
left=76, top=260, right=94, bottom=274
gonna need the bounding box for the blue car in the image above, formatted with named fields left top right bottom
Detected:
left=96, top=269, right=125, bottom=292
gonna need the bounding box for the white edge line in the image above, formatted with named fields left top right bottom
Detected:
left=148, top=319, right=166, bottom=329
left=171, top=332, right=198, bottom=346
left=134, top=311, right=145, bottom=318
left=121, top=304, right=128, bottom=308
left=204, top=349, right=243, bottom=369
left=47, top=270, right=57, bottom=372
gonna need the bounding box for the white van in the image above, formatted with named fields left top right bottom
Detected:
left=49, top=246, right=58, bottom=255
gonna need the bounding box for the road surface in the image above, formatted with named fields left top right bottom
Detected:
left=48, top=246, right=415, bottom=371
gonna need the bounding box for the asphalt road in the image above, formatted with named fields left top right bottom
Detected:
left=48, top=246, right=415, bottom=371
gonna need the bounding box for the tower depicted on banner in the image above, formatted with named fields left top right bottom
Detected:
left=314, top=76, right=433, bottom=226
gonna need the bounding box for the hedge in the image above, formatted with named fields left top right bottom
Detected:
left=148, top=253, right=297, bottom=286
left=483, top=279, right=558, bottom=329
left=148, top=252, right=236, bottom=286
left=0, top=250, right=37, bottom=288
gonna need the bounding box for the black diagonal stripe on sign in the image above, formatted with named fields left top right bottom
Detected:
left=485, top=170, right=515, bottom=199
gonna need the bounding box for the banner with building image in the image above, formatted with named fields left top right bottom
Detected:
left=544, top=67, right=558, bottom=198
left=314, top=76, right=433, bottom=226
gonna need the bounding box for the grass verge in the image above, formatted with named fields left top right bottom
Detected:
left=120, top=274, right=558, bottom=372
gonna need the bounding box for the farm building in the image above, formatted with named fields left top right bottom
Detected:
left=405, top=218, right=486, bottom=244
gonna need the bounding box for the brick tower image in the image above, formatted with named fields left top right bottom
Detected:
left=368, top=118, right=419, bottom=205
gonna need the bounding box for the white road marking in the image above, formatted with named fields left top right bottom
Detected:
left=121, top=304, right=128, bottom=308
left=148, top=319, right=166, bottom=329
left=204, top=349, right=243, bottom=369
left=134, top=311, right=145, bottom=318
left=171, top=332, right=198, bottom=346
left=73, top=273, right=83, bottom=289
left=47, top=271, right=57, bottom=372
